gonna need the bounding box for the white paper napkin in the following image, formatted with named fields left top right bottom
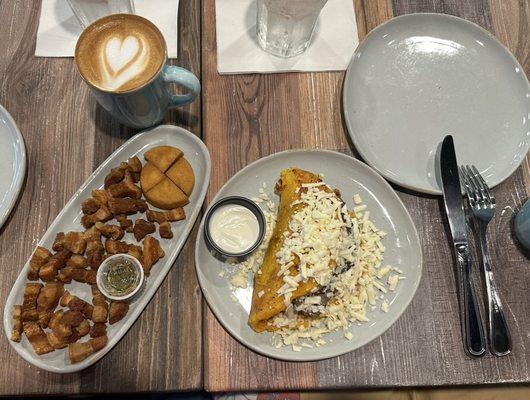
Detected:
left=35, top=0, right=179, bottom=58
left=216, top=0, right=359, bottom=74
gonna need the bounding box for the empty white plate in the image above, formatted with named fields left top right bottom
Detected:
left=0, top=105, right=26, bottom=230
left=343, top=13, right=530, bottom=194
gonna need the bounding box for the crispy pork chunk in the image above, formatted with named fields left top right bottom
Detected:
left=52, top=232, right=87, bottom=254
left=47, top=331, right=70, bottom=349
left=108, top=172, right=142, bottom=199
left=108, top=198, right=147, bottom=215
left=146, top=208, right=185, bottom=224
left=141, top=235, right=165, bottom=275
left=11, top=305, right=22, bottom=342
left=21, top=283, right=42, bottom=322
left=127, top=156, right=142, bottom=182
left=116, top=214, right=133, bottom=233
left=37, top=283, right=64, bottom=310
left=159, top=222, right=173, bottom=239
left=76, top=319, right=90, bottom=338
left=71, top=268, right=97, bottom=284
left=104, top=163, right=128, bottom=189
left=48, top=310, right=64, bottom=329
left=109, top=301, right=129, bottom=324
left=68, top=335, right=108, bottom=363
left=92, top=189, right=111, bottom=207
left=60, top=310, right=85, bottom=326
left=127, top=244, right=143, bottom=261
left=66, top=254, right=87, bottom=269
left=86, top=237, right=105, bottom=269
left=90, top=323, right=107, bottom=338
left=105, top=239, right=132, bottom=255
left=51, top=249, right=73, bottom=267
left=38, top=259, right=60, bottom=282
left=91, top=286, right=108, bottom=323
left=23, top=321, right=53, bottom=355
left=60, top=291, right=93, bottom=320
left=47, top=309, right=89, bottom=349
left=27, top=246, right=52, bottom=280
left=36, top=282, right=64, bottom=328
left=95, top=221, right=124, bottom=240
left=82, top=198, right=100, bottom=215
left=133, top=219, right=155, bottom=241
left=81, top=206, right=113, bottom=229
left=82, top=225, right=101, bottom=241
left=56, top=267, right=73, bottom=283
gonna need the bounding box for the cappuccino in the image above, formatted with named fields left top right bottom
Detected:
left=75, top=14, right=166, bottom=92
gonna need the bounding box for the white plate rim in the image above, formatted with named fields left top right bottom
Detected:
left=3, top=124, right=211, bottom=373
left=195, top=149, right=423, bottom=361
left=0, top=104, right=27, bottom=230
left=342, top=12, right=530, bottom=195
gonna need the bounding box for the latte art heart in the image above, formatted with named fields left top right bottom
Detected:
left=105, top=36, right=141, bottom=74
left=100, top=35, right=149, bottom=91
left=75, top=14, right=166, bottom=92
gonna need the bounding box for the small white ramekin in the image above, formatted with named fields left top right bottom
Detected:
left=96, top=253, right=145, bottom=301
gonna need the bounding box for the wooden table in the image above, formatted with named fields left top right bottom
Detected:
left=202, top=0, right=530, bottom=392
left=0, top=0, right=529, bottom=396
left=0, top=0, right=202, bottom=395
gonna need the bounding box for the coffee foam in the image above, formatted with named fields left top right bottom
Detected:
left=75, top=14, right=165, bottom=92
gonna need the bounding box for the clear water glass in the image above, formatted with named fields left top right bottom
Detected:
left=66, top=0, right=135, bottom=28
left=256, top=0, right=328, bottom=58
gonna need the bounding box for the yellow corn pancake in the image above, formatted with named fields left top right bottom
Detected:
left=249, top=168, right=336, bottom=332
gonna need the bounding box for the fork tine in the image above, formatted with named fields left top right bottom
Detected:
left=464, top=165, right=484, bottom=204
left=471, top=165, right=495, bottom=205
left=465, top=165, right=486, bottom=204
left=468, top=165, right=490, bottom=206
left=459, top=166, right=476, bottom=204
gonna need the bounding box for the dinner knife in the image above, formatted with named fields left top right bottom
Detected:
left=440, top=135, right=486, bottom=357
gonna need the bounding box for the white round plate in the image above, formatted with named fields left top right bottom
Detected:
left=0, top=105, right=26, bottom=230
left=343, top=13, right=530, bottom=195
left=195, top=149, right=422, bottom=361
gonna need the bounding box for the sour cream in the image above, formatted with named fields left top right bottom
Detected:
left=208, top=204, right=260, bottom=254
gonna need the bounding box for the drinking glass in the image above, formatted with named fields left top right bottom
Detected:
left=66, top=0, right=135, bottom=28
left=256, top=0, right=328, bottom=58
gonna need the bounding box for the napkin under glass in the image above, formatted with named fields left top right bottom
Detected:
left=216, top=0, right=359, bottom=74
left=35, top=0, right=179, bottom=58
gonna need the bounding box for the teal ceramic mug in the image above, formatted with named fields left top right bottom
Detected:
left=74, top=14, right=200, bottom=129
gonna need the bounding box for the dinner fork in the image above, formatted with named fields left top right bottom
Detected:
left=460, top=165, right=512, bottom=356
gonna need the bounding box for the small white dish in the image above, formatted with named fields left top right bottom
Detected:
left=195, top=149, right=422, bottom=361
left=203, top=196, right=266, bottom=263
left=96, top=254, right=145, bottom=301
left=0, top=105, right=26, bottom=230
left=343, top=13, right=530, bottom=195
left=4, top=124, right=211, bottom=373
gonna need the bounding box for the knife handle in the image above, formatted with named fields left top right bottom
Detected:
left=456, top=244, right=486, bottom=357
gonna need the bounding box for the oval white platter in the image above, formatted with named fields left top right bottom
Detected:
left=3, top=125, right=211, bottom=373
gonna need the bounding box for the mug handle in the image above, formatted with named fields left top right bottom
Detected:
left=162, top=65, right=201, bottom=107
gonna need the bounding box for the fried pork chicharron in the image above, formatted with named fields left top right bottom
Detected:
left=11, top=146, right=190, bottom=364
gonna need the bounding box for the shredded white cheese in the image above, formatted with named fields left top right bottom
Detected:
left=224, top=180, right=405, bottom=350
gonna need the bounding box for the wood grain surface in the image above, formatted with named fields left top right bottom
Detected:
left=202, top=0, right=530, bottom=392
left=0, top=0, right=202, bottom=395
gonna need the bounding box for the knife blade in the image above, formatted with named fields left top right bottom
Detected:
left=440, top=135, right=486, bottom=357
